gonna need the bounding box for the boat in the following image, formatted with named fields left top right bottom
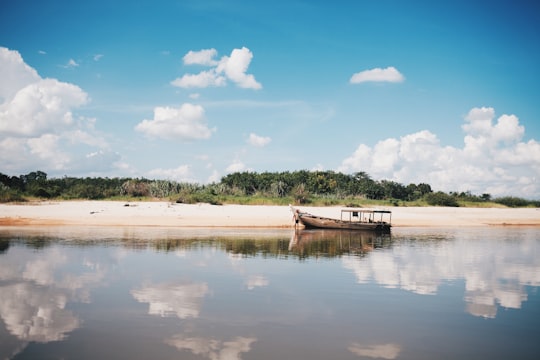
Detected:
left=290, top=205, right=391, bottom=232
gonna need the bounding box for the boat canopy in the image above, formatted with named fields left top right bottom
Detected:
left=340, top=209, right=392, bottom=223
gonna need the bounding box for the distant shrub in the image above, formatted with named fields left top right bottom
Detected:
left=494, top=196, right=530, bottom=208
left=292, top=183, right=310, bottom=204
left=176, top=188, right=222, bottom=205
left=424, top=191, right=459, bottom=207
left=0, top=184, right=25, bottom=202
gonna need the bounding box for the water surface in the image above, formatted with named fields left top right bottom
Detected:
left=1, top=226, right=539, bottom=359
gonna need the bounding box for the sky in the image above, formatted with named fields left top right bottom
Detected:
left=1, top=0, right=539, bottom=199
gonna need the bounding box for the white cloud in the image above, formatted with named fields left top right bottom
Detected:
left=0, top=47, right=40, bottom=100
left=183, top=48, right=219, bottom=66
left=171, top=70, right=226, bottom=88
left=216, top=47, right=262, bottom=89
left=311, top=163, right=325, bottom=171
left=135, top=103, right=215, bottom=140
left=147, top=165, right=195, bottom=182
left=247, top=133, right=271, bottom=147
left=207, top=169, right=221, bottom=183
left=172, top=47, right=262, bottom=90
left=0, top=47, right=115, bottom=176
left=74, top=150, right=123, bottom=174
left=226, top=159, right=246, bottom=173
left=93, top=54, right=104, bottom=61
left=0, top=78, right=88, bottom=137
left=338, top=107, right=540, bottom=198
left=63, top=59, right=79, bottom=68
left=27, top=134, right=69, bottom=168
left=350, top=66, right=405, bottom=84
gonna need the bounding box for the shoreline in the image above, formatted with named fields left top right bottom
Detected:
left=1, top=201, right=539, bottom=228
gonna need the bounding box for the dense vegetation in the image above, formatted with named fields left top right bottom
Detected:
left=1, top=170, right=538, bottom=207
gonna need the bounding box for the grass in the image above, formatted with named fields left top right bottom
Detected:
left=2, top=192, right=536, bottom=208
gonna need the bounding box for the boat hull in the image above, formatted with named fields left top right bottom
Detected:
left=297, top=214, right=391, bottom=232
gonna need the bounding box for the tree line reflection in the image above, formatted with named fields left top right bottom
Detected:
left=0, top=229, right=393, bottom=259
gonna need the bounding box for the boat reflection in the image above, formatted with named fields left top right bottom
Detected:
left=289, top=229, right=392, bottom=259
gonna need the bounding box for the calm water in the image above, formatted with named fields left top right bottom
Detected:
left=1, top=226, right=539, bottom=360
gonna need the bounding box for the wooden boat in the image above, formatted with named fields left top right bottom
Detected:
left=290, top=205, right=391, bottom=232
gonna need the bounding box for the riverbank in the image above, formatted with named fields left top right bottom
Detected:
left=1, top=201, right=539, bottom=228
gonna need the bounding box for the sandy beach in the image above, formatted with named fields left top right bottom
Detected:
left=0, top=201, right=539, bottom=228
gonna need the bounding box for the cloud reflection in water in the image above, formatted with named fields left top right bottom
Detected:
left=342, top=233, right=540, bottom=318
left=0, top=283, right=79, bottom=342
left=131, top=282, right=209, bottom=318
left=165, top=335, right=257, bottom=360
left=348, top=343, right=401, bottom=359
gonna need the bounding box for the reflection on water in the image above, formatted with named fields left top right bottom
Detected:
left=131, top=282, right=209, bottom=319
left=165, top=335, right=257, bottom=360
left=289, top=229, right=391, bottom=258
left=0, top=226, right=539, bottom=359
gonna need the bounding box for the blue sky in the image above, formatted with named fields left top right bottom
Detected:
left=1, top=0, right=539, bottom=198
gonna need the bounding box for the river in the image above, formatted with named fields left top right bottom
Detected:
left=1, top=226, right=539, bottom=359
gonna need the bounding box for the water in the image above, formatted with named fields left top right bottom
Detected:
left=1, top=226, right=539, bottom=359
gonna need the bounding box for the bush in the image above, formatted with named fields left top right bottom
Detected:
left=494, top=196, right=530, bottom=208
left=176, top=188, right=222, bottom=205
left=0, top=184, right=25, bottom=202
left=424, top=192, right=459, bottom=207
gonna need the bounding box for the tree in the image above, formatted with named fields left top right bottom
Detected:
left=380, top=180, right=407, bottom=200
left=292, top=183, right=310, bottom=204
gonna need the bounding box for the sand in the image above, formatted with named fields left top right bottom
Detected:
left=0, top=201, right=539, bottom=228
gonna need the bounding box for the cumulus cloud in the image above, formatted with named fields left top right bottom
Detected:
left=0, top=47, right=39, bottom=100
left=338, top=107, right=540, bottom=198
left=247, top=133, right=271, bottom=147
left=207, top=169, right=221, bottom=183
left=0, top=46, right=114, bottom=175
left=135, top=103, right=215, bottom=140
left=27, top=134, right=69, bottom=167
left=183, top=48, right=219, bottom=66
left=171, top=70, right=226, bottom=88
left=216, top=47, right=262, bottom=89
left=171, top=47, right=262, bottom=89
left=147, top=165, right=195, bottom=182
left=226, top=159, right=247, bottom=173
left=0, top=78, right=88, bottom=137
left=350, top=66, right=404, bottom=83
